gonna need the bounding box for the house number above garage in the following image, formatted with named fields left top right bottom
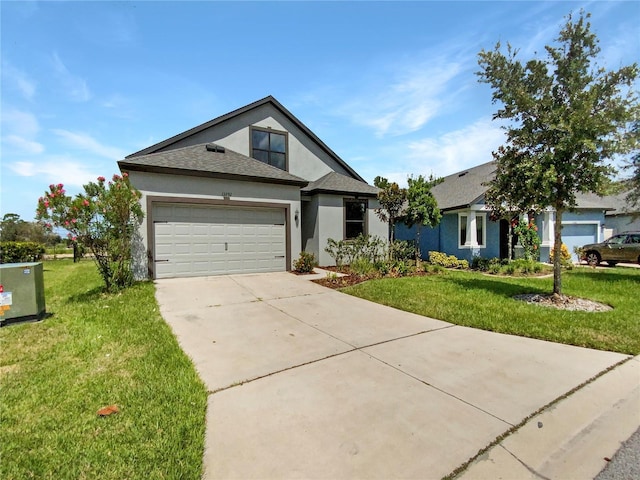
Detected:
left=222, top=192, right=232, bottom=197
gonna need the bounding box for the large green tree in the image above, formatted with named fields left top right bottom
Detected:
left=478, top=11, right=638, bottom=296
left=626, top=121, right=640, bottom=207
left=403, top=174, right=442, bottom=260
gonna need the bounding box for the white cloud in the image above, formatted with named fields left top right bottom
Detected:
left=341, top=58, right=465, bottom=137
left=3, top=135, right=44, bottom=155
left=52, top=129, right=126, bottom=160
left=2, top=62, right=36, bottom=100
left=1, top=109, right=44, bottom=155
left=2, top=109, right=40, bottom=137
left=9, top=158, right=99, bottom=187
left=51, top=52, right=91, bottom=102
left=405, top=119, right=506, bottom=178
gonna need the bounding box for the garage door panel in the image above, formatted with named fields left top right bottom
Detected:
left=562, top=223, right=598, bottom=262
left=153, top=204, right=287, bottom=278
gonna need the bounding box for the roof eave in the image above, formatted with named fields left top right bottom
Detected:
left=118, top=161, right=309, bottom=187
left=301, top=188, right=378, bottom=197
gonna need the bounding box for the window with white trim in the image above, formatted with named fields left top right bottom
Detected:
left=476, top=214, right=485, bottom=246
left=459, top=214, right=468, bottom=247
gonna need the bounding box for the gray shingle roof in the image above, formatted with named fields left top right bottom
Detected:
left=118, top=143, right=308, bottom=187
left=432, top=161, right=615, bottom=211
left=431, top=161, right=497, bottom=210
left=601, top=190, right=639, bottom=215
left=125, top=95, right=366, bottom=183
left=302, top=171, right=379, bottom=197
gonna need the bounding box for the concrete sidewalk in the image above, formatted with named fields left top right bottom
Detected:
left=155, top=272, right=637, bottom=479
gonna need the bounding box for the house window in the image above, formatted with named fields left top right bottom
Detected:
left=251, top=128, right=287, bottom=170
left=345, top=199, right=367, bottom=239
left=459, top=215, right=468, bottom=247
left=476, top=215, right=485, bottom=247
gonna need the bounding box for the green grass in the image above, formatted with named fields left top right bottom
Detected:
left=44, top=243, right=73, bottom=255
left=343, top=266, right=640, bottom=355
left=0, top=259, right=207, bottom=479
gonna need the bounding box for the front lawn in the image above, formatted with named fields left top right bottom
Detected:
left=0, top=260, right=207, bottom=479
left=343, top=267, right=640, bottom=355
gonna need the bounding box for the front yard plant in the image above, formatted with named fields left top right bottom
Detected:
left=293, top=251, right=318, bottom=273
left=36, top=174, right=144, bottom=291
left=0, top=260, right=207, bottom=479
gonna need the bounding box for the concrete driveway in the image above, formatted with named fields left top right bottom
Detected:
left=155, top=272, right=633, bottom=479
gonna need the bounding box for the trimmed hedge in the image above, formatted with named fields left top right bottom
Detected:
left=0, top=242, right=45, bottom=264
left=428, top=251, right=469, bottom=269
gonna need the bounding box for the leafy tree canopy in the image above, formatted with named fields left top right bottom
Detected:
left=478, top=10, right=638, bottom=295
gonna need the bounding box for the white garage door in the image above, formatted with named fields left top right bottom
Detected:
left=153, top=204, right=286, bottom=279
left=561, top=223, right=598, bottom=262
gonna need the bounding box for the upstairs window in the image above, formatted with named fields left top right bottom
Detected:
left=345, top=199, right=367, bottom=239
left=251, top=128, right=287, bottom=170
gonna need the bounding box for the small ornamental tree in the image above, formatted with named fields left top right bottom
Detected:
left=374, top=176, right=407, bottom=244
left=36, top=174, right=144, bottom=291
left=403, top=174, right=442, bottom=260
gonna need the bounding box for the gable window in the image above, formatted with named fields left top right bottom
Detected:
left=345, top=199, right=367, bottom=239
left=251, top=127, right=287, bottom=170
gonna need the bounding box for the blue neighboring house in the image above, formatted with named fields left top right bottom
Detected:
left=396, top=161, right=616, bottom=262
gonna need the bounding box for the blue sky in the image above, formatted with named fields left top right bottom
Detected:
left=2, top=1, right=638, bottom=222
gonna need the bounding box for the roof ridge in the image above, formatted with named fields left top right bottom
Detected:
left=123, top=96, right=366, bottom=182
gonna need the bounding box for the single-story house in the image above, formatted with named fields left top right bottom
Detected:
left=118, top=96, right=386, bottom=279
left=396, top=161, right=616, bottom=262
left=603, top=190, right=640, bottom=238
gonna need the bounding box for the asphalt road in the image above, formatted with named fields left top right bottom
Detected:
left=595, top=426, right=640, bottom=480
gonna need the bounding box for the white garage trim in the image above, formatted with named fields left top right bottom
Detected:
left=146, top=196, right=291, bottom=279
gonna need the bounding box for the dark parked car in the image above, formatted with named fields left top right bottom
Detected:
left=581, top=232, right=640, bottom=266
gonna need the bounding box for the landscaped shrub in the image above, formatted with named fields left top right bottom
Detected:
left=471, top=256, right=501, bottom=272
left=350, top=257, right=377, bottom=277
left=550, top=243, right=574, bottom=270
left=0, top=242, right=45, bottom=263
left=428, top=251, right=469, bottom=269
left=293, top=251, right=317, bottom=273
left=388, top=239, right=416, bottom=261
left=513, top=219, right=541, bottom=260
left=325, top=234, right=387, bottom=268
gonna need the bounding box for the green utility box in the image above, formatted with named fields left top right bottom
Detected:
left=0, top=262, right=46, bottom=326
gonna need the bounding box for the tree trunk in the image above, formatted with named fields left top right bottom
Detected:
left=416, top=225, right=422, bottom=261
left=508, top=217, right=513, bottom=261
left=553, top=207, right=563, bottom=296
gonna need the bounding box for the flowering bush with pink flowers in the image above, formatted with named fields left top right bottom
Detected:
left=512, top=218, right=541, bottom=261
left=36, top=174, right=144, bottom=291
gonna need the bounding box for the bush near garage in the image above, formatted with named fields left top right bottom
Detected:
left=293, top=251, right=318, bottom=273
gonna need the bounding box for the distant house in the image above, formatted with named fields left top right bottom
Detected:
left=396, top=161, right=615, bottom=262
left=118, top=96, right=385, bottom=279
left=603, top=191, right=640, bottom=238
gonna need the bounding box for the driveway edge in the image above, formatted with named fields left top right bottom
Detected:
left=450, top=355, right=638, bottom=480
